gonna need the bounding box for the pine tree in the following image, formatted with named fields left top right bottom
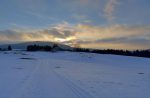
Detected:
left=8, top=45, right=12, bottom=51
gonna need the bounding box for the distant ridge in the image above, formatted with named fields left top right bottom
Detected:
left=0, top=41, right=73, bottom=50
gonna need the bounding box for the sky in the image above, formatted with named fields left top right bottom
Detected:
left=0, top=0, right=150, bottom=50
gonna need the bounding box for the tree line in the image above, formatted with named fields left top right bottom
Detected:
left=0, top=45, right=12, bottom=51
left=73, top=48, right=150, bottom=58
left=0, top=44, right=150, bottom=58
left=27, top=44, right=59, bottom=51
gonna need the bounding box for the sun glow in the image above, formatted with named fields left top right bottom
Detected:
left=54, top=36, right=76, bottom=42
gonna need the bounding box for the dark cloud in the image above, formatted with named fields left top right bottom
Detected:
left=44, top=28, right=75, bottom=39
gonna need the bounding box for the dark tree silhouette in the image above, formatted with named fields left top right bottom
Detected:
left=73, top=48, right=150, bottom=58
left=27, top=44, right=52, bottom=51
left=26, top=44, right=150, bottom=58
left=53, top=44, right=58, bottom=49
left=8, top=45, right=12, bottom=51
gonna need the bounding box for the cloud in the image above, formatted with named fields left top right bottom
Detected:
left=75, top=24, right=150, bottom=39
left=0, top=23, right=76, bottom=43
left=73, top=24, right=150, bottom=49
left=104, top=0, right=119, bottom=22
left=72, top=14, right=87, bottom=20
left=80, top=37, right=150, bottom=50
left=0, top=30, right=54, bottom=43
left=0, top=23, right=150, bottom=50
left=72, top=14, right=92, bottom=23
left=43, top=29, right=75, bottom=39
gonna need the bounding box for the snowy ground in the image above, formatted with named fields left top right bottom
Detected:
left=0, top=51, right=150, bottom=98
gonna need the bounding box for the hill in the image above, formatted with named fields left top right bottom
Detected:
left=0, top=41, right=73, bottom=50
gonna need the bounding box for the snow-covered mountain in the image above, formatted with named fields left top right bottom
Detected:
left=0, top=41, right=73, bottom=50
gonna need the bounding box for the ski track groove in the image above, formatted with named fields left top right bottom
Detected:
left=53, top=70, right=93, bottom=98
left=10, top=62, right=42, bottom=98
left=9, top=59, right=93, bottom=98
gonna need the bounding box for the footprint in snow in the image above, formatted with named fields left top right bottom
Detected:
left=20, top=58, right=36, bottom=60
left=138, top=72, right=145, bottom=75
left=12, top=67, right=24, bottom=70
left=55, top=66, right=62, bottom=69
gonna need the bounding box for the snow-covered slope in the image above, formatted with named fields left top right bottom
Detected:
left=0, top=51, right=150, bottom=98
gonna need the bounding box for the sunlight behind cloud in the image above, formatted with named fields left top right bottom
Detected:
left=1, top=22, right=150, bottom=50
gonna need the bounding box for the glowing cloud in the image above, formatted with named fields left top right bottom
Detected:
left=104, top=0, right=119, bottom=22
left=0, top=23, right=150, bottom=50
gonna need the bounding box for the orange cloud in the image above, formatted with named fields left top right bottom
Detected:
left=0, top=23, right=150, bottom=50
